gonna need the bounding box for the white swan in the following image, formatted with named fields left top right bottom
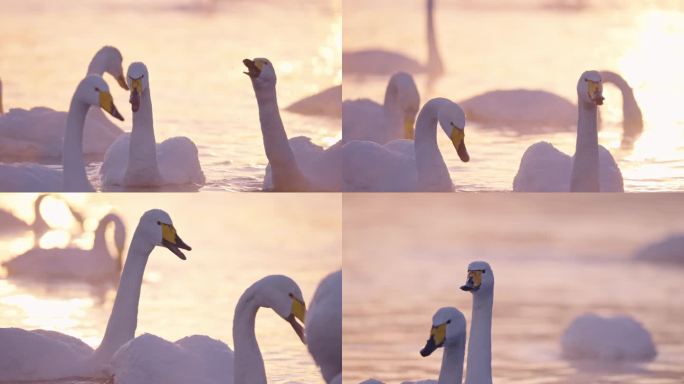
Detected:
left=306, top=270, right=341, bottom=383
left=343, top=0, right=443, bottom=84
left=0, top=209, right=191, bottom=381
left=286, top=85, right=342, bottom=118
left=513, top=71, right=624, bottom=192
left=3, top=212, right=126, bottom=282
left=110, top=274, right=308, bottom=384
left=0, top=75, right=124, bottom=192
left=244, top=58, right=342, bottom=191
left=343, top=72, right=420, bottom=144
left=100, top=62, right=205, bottom=189
left=460, top=261, right=494, bottom=384
left=0, top=46, right=129, bottom=161
left=460, top=71, right=643, bottom=139
left=343, top=98, right=469, bottom=192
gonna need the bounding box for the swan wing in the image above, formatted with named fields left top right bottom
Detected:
left=100, top=133, right=131, bottom=186
left=157, top=136, right=206, bottom=185
left=343, top=140, right=417, bottom=192
left=0, top=164, right=61, bottom=192
left=513, top=141, right=572, bottom=192
left=306, top=271, right=342, bottom=383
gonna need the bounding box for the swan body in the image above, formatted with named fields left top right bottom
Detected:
left=343, top=0, right=443, bottom=83
left=343, top=98, right=470, bottom=192
left=100, top=62, right=205, bottom=188
left=245, top=58, right=341, bottom=191
left=0, top=47, right=129, bottom=161
left=0, top=75, right=124, bottom=192
left=633, top=234, right=684, bottom=265
left=3, top=213, right=126, bottom=282
left=513, top=71, right=624, bottom=192
left=0, top=209, right=191, bottom=381
left=460, top=261, right=494, bottom=384
left=306, top=270, right=342, bottom=383
left=561, top=313, right=656, bottom=362
left=111, top=275, right=307, bottom=384
left=461, top=71, right=642, bottom=138
left=343, top=72, right=420, bottom=143
left=286, top=85, right=342, bottom=118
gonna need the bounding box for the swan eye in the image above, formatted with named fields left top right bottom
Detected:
left=288, top=293, right=293, bottom=298
left=446, top=319, right=451, bottom=324
left=156, top=221, right=161, bottom=225
left=94, top=87, right=100, bottom=92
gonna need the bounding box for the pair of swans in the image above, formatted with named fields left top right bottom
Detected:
left=3, top=212, right=127, bottom=282
left=363, top=261, right=494, bottom=384
left=0, top=46, right=128, bottom=161
left=343, top=0, right=444, bottom=85
left=514, top=71, right=624, bottom=192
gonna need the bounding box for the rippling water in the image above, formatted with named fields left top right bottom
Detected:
left=0, top=0, right=341, bottom=191
left=343, top=194, right=684, bottom=383
left=343, top=0, right=684, bottom=191
left=0, top=193, right=341, bottom=383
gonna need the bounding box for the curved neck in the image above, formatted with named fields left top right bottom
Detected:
left=426, top=0, right=443, bottom=77
left=32, top=195, right=48, bottom=231
left=126, top=87, right=162, bottom=183
left=570, top=101, right=600, bottom=192
left=414, top=98, right=452, bottom=191
left=86, top=56, right=107, bottom=76
left=62, top=96, right=94, bottom=192
left=253, top=82, right=309, bottom=191
left=233, top=291, right=267, bottom=384
left=602, top=73, right=643, bottom=137
left=93, top=215, right=125, bottom=270
left=465, top=292, right=493, bottom=384
left=91, top=227, right=153, bottom=365
left=438, top=339, right=465, bottom=384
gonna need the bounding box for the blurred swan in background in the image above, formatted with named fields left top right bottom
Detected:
left=244, top=58, right=341, bottom=191
left=513, top=71, right=623, bottom=192
left=0, top=194, right=84, bottom=242
left=100, top=62, right=205, bottom=189
left=0, top=75, right=124, bottom=192
left=286, top=85, right=342, bottom=118
left=343, top=98, right=469, bottom=192
left=633, top=233, right=684, bottom=265
left=0, top=47, right=129, bottom=161
left=343, top=72, right=420, bottom=144
left=306, top=270, right=342, bottom=383
left=0, top=209, right=190, bottom=381
left=343, top=0, right=444, bottom=85
left=111, top=275, right=307, bottom=384
left=3, top=212, right=127, bottom=282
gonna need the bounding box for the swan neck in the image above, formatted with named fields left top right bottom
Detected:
left=383, top=80, right=404, bottom=139
left=570, top=102, right=600, bottom=192
left=438, top=339, right=465, bottom=384
left=86, top=56, right=107, bottom=76
left=233, top=292, right=267, bottom=384
left=253, top=83, right=308, bottom=191
left=126, top=87, right=162, bottom=184
left=92, top=229, right=152, bottom=365
left=93, top=217, right=111, bottom=254
left=611, top=79, right=643, bottom=137
left=426, top=0, right=443, bottom=76
left=414, top=98, right=452, bottom=191
left=62, top=96, right=93, bottom=192
left=465, top=292, right=493, bottom=384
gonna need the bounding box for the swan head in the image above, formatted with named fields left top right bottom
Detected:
left=578, top=71, right=604, bottom=107
left=460, top=261, right=494, bottom=295
left=243, top=58, right=276, bottom=88
left=388, top=72, right=420, bottom=139
left=126, top=62, right=149, bottom=113
left=137, top=209, right=191, bottom=260
left=93, top=46, right=129, bottom=91
left=249, top=274, right=307, bottom=344
left=438, top=101, right=469, bottom=162
left=76, top=75, right=124, bottom=121
left=420, top=307, right=466, bottom=357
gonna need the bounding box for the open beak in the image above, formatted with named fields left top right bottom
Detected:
left=243, top=59, right=263, bottom=78
left=160, top=223, right=191, bottom=260
left=450, top=128, right=469, bottom=162
left=460, top=270, right=482, bottom=292
left=116, top=73, right=130, bottom=90
left=420, top=323, right=446, bottom=357
left=129, top=78, right=142, bottom=113
left=99, top=91, right=124, bottom=121
left=587, top=80, right=604, bottom=106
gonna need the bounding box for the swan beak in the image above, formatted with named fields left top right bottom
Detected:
left=288, top=296, right=307, bottom=344
left=99, top=91, right=124, bottom=121
left=587, top=79, right=604, bottom=106
left=450, top=128, right=469, bottom=162
left=129, top=78, right=143, bottom=113
left=160, top=223, right=191, bottom=260
left=243, top=58, right=264, bottom=78
left=420, top=323, right=447, bottom=357
left=460, top=269, right=483, bottom=292
left=116, top=73, right=130, bottom=90
left=403, top=117, right=415, bottom=140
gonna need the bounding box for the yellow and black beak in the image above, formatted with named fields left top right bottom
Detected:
left=116, top=73, right=130, bottom=91
left=160, top=222, right=191, bottom=260
left=460, top=269, right=484, bottom=292
left=287, top=294, right=307, bottom=344
left=129, top=77, right=143, bottom=113
left=586, top=79, right=604, bottom=106
left=450, top=125, right=469, bottom=162
left=243, top=58, right=264, bottom=78
left=420, top=322, right=447, bottom=357
left=99, top=91, right=124, bottom=121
